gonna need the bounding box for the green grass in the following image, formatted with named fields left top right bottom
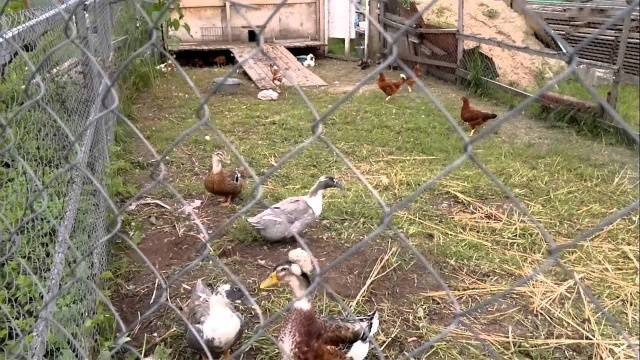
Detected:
left=1, top=0, right=24, bottom=12
left=553, top=77, right=640, bottom=131
left=464, top=52, right=491, bottom=96
left=433, top=5, right=450, bottom=18
left=327, top=38, right=359, bottom=57
left=109, top=63, right=640, bottom=358
left=468, top=71, right=639, bottom=145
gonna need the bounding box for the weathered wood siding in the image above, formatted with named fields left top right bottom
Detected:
left=170, top=0, right=321, bottom=44
left=512, top=1, right=640, bottom=76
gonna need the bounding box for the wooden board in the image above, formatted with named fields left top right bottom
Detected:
left=170, top=40, right=325, bottom=51
left=527, top=3, right=640, bottom=75
left=231, top=44, right=328, bottom=89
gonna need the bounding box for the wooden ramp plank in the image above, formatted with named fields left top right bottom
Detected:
left=231, top=44, right=327, bottom=90
left=265, top=44, right=327, bottom=87
left=231, top=46, right=273, bottom=90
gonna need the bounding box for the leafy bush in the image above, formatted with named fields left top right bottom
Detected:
left=465, top=52, right=490, bottom=96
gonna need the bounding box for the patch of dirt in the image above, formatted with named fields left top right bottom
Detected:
left=220, top=226, right=447, bottom=303
left=129, top=230, right=205, bottom=271
left=312, top=58, right=409, bottom=94
left=155, top=57, right=409, bottom=97
left=110, top=197, right=239, bottom=347
left=422, top=0, right=566, bottom=88
left=112, top=202, right=448, bottom=354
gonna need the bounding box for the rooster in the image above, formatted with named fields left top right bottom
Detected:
left=269, top=63, right=284, bottom=93
left=377, top=72, right=406, bottom=101
left=406, top=64, right=423, bottom=93
left=460, top=96, right=497, bottom=135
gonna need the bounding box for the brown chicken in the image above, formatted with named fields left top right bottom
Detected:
left=203, top=151, right=246, bottom=206
left=213, top=55, right=226, bottom=67
left=269, top=63, right=284, bottom=93
left=406, top=64, right=423, bottom=93
left=377, top=72, right=406, bottom=101
left=460, top=96, right=498, bottom=135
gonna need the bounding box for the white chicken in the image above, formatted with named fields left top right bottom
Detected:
left=303, top=54, right=315, bottom=67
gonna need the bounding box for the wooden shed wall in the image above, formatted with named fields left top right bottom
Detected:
left=381, top=0, right=459, bottom=80
left=170, top=0, right=321, bottom=43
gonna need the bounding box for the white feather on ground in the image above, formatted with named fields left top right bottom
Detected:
left=257, top=89, right=279, bottom=101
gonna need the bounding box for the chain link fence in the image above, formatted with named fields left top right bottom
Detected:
left=1, top=0, right=117, bottom=358
left=1, top=0, right=638, bottom=359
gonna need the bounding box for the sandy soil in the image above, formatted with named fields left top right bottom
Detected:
left=422, top=0, right=565, bottom=89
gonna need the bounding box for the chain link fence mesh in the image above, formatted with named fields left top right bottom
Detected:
left=1, top=0, right=638, bottom=359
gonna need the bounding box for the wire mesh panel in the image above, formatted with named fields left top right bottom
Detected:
left=201, top=26, right=224, bottom=41
left=0, top=0, right=639, bottom=359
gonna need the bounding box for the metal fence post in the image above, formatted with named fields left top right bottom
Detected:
left=606, top=10, right=631, bottom=122
left=29, top=2, right=107, bottom=358
left=456, top=0, right=464, bottom=67
left=75, top=1, right=92, bottom=85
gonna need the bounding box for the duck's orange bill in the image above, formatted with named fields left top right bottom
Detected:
left=259, top=272, right=280, bottom=289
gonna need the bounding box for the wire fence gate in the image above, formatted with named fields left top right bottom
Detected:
left=1, top=0, right=639, bottom=359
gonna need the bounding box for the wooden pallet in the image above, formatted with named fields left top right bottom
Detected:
left=231, top=44, right=327, bottom=90
left=528, top=3, right=640, bottom=75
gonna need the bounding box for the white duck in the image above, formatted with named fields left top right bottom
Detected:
left=247, top=176, right=343, bottom=242
left=185, top=280, right=247, bottom=360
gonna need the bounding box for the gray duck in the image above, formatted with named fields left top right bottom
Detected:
left=247, top=176, right=343, bottom=242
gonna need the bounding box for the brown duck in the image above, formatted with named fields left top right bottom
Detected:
left=203, top=151, right=246, bottom=206
left=260, top=249, right=379, bottom=360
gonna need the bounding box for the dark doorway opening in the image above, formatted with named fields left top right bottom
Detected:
left=248, top=30, right=257, bottom=42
